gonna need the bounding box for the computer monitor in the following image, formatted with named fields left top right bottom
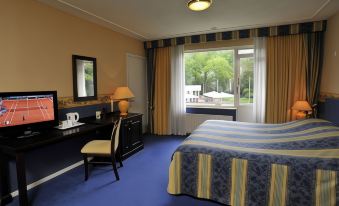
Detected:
left=0, top=91, right=58, bottom=135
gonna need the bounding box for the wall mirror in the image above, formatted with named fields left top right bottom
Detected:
left=72, top=55, right=97, bottom=102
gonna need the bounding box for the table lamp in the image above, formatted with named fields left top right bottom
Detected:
left=292, top=100, right=312, bottom=119
left=113, top=87, right=135, bottom=116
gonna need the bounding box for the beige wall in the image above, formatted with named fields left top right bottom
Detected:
left=320, top=11, right=339, bottom=94
left=0, top=0, right=144, bottom=97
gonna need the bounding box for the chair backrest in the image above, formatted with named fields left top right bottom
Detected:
left=110, top=117, right=122, bottom=153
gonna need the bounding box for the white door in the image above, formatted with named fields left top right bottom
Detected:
left=126, top=54, right=148, bottom=132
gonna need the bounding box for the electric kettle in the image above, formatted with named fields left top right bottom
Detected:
left=66, top=112, right=79, bottom=125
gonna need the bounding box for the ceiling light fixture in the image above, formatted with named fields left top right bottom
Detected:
left=187, top=0, right=212, bottom=11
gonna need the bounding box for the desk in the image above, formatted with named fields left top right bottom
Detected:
left=0, top=113, right=143, bottom=206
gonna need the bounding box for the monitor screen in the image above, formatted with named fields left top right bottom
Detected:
left=0, top=92, right=57, bottom=128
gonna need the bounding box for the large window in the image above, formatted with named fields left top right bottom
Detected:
left=185, top=47, right=254, bottom=108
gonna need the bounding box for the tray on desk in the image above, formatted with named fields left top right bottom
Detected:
left=55, top=122, right=85, bottom=130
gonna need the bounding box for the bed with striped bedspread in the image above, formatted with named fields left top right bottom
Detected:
left=168, top=118, right=339, bottom=206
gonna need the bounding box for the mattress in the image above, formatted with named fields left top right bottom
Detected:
left=168, top=118, right=339, bottom=206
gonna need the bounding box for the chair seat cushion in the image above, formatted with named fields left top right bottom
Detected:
left=81, top=140, right=111, bottom=155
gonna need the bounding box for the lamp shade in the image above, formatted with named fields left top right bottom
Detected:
left=112, top=87, right=135, bottom=100
left=187, top=0, right=212, bottom=11
left=292, top=101, right=312, bottom=111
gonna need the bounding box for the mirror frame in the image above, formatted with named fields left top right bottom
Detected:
left=72, top=55, right=98, bottom=102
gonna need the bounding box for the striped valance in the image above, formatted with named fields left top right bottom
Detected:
left=144, top=20, right=326, bottom=49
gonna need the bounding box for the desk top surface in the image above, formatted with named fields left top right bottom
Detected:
left=0, top=113, right=141, bottom=154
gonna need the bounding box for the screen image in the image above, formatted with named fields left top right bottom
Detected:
left=0, top=95, right=55, bottom=128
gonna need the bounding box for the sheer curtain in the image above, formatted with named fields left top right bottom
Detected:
left=253, top=37, right=267, bottom=123
left=169, top=45, right=186, bottom=135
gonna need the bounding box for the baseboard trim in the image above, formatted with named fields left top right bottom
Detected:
left=122, top=144, right=144, bottom=160
left=10, top=159, right=87, bottom=197
left=0, top=193, right=13, bottom=205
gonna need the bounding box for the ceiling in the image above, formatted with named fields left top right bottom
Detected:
left=38, top=0, right=339, bottom=41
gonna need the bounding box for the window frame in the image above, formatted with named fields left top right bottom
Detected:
left=184, top=45, right=254, bottom=109
left=235, top=47, right=255, bottom=106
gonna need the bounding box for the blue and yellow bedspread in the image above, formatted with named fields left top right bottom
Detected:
left=168, top=118, right=339, bottom=206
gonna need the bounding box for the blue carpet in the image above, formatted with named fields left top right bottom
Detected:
left=9, top=135, right=222, bottom=206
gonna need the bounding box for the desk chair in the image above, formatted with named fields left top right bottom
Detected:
left=81, top=117, right=123, bottom=181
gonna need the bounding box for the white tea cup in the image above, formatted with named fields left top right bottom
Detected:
left=67, top=119, right=73, bottom=126
left=61, top=120, right=70, bottom=128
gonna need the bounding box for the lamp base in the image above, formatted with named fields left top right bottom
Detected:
left=296, top=111, right=306, bottom=120
left=118, top=100, right=129, bottom=116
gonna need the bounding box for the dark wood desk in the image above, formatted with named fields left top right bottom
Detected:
left=0, top=113, right=143, bottom=206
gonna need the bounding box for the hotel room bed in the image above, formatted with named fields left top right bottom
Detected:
left=168, top=118, right=339, bottom=206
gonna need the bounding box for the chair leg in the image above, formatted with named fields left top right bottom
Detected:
left=83, top=154, right=89, bottom=181
left=118, top=149, right=123, bottom=168
left=111, top=154, right=120, bottom=181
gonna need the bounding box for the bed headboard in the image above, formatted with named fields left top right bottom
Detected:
left=322, top=98, right=339, bottom=126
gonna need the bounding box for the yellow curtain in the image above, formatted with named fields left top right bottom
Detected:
left=153, top=47, right=171, bottom=135
left=266, top=35, right=307, bottom=123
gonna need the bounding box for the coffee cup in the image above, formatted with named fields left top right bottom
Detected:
left=67, top=119, right=73, bottom=127
left=61, top=120, right=70, bottom=128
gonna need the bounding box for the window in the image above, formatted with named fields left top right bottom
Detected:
left=185, top=47, right=254, bottom=108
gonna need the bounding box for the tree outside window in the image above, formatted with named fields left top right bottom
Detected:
left=185, top=48, right=254, bottom=108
